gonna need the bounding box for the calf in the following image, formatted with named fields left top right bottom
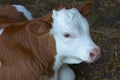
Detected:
left=0, top=2, right=100, bottom=80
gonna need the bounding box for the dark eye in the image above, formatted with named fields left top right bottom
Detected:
left=64, top=33, right=71, bottom=38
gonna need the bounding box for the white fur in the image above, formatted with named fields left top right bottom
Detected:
left=59, top=65, right=75, bottom=80
left=51, top=65, right=75, bottom=80
left=0, top=29, right=4, bottom=36
left=12, top=5, right=33, bottom=20
left=50, top=8, right=99, bottom=80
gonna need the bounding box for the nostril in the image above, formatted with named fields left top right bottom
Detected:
left=90, top=52, right=96, bottom=57
left=90, top=47, right=101, bottom=59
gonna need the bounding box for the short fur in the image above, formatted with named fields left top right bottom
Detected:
left=0, top=20, right=56, bottom=80
left=0, top=3, right=100, bottom=80
left=0, top=5, right=56, bottom=80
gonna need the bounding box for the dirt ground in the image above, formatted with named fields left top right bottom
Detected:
left=0, top=0, right=120, bottom=80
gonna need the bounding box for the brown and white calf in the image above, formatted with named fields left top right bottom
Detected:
left=0, top=3, right=100, bottom=80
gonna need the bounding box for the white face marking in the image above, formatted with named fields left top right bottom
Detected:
left=0, top=29, right=4, bottom=36
left=50, top=8, right=100, bottom=69
left=12, top=5, right=33, bottom=20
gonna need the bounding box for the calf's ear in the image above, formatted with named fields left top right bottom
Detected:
left=26, top=21, right=52, bottom=36
left=38, top=12, right=53, bottom=22
left=77, top=2, right=92, bottom=17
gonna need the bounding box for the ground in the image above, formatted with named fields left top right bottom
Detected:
left=0, top=0, right=120, bottom=80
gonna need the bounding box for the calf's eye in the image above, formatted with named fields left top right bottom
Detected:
left=63, top=33, right=71, bottom=38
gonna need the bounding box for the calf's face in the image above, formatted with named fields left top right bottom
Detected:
left=50, top=8, right=100, bottom=64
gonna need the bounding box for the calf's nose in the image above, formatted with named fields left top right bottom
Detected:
left=90, top=47, right=101, bottom=61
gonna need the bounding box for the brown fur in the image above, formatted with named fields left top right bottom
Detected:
left=0, top=5, right=56, bottom=80
left=0, top=5, right=27, bottom=22
left=0, top=21, right=56, bottom=80
left=0, top=5, right=28, bottom=29
left=0, top=2, right=92, bottom=80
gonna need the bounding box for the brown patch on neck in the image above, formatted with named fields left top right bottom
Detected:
left=28, top=28, right=56, bottom=77
left=44, top=35, right=56, bottom=77
left=0, top=21, right=56, bottom=79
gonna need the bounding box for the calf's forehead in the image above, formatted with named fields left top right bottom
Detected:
left=54, top=8, right=80, bottom=23
left=52, top=8, right=89, bottom=33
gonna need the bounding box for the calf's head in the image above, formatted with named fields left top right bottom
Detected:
left=50, top=4, right=100, bottom=64
left=31, top=2, right=100, bottom=65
